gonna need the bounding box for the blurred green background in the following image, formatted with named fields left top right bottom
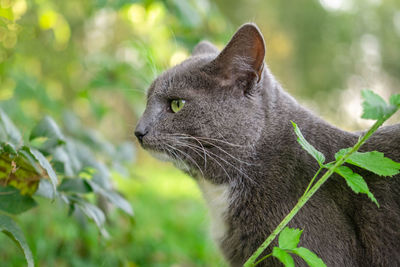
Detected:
left=0, top=0, right=399, bottom=266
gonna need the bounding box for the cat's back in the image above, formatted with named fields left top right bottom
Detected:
left=351, top=123, right=400, bottom=266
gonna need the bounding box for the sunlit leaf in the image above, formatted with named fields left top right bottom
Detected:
left=0, top=151, right=42, bottom=195
left=291, top=121, right=325, bottom=165
left=30, top=116, right=66, bottom=151
left=335, top=166, right=378, bottom=206
left=0, top=214, right=34, bottom=267
left=336, top=149, right=400, bottom=177
left=24, top=147, right=58, bottom=196
left=292, top=247, right=326, bottom=267
left=272, top=247, right=294, bottom=267
left=278, top=227, right=303, bottom=250
left=390, top=94, right=400, bottom=107
left=0, top=109, right=22, bottom=147
left=361, top=90, right=394, bottom=120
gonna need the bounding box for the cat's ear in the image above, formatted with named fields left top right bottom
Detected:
left=213, top=23, right=265, bottom=89
left=192, top=40, right=219, bottom=56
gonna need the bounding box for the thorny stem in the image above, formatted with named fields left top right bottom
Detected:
left=244, top=117, right=389, bottom=267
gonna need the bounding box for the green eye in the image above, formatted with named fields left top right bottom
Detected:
left=171, top=99, right=186, bottom=113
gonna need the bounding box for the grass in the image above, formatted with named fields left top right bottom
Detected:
left=0, top=154, right=227, bottom=266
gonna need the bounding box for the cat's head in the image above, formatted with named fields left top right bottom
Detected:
left=135, top=23, right=270, bottom=183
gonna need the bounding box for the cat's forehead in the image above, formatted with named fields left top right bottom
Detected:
left=148, top=55, right=216, bottom=97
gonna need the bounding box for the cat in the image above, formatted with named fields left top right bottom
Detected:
left=134, top=23, right=400, bottom=266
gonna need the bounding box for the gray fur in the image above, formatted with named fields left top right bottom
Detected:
left=135, top=23, right=400, bottom=266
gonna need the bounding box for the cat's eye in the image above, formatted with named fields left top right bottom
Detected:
left=170, top=99, right=186, bottom=113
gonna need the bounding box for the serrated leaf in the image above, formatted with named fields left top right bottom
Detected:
left=25, top=147, right=58, bottom=196
left=361, top=90, right=393, bottom=120
left=292, top=247, right=326, bottom=267
left=0, top=109, right=22, bottom=147
left=336, top=149, right=400, bottom=177
left=291, top=121, right=325, bottom=165
left=0, top=214, right=34, bottom=267
left=335, top=166, right=378, bottom=206
left=272, top=247, right=295, bottom=267
left=279, top=227, right=303, bottom=250
left=389, top=94, right=400, bottom=107
left=29, top=116, right=65, bottom=151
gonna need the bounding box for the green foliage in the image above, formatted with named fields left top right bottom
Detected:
left=272, top=247, right=294, bottom=267
left=336, top=149, right=400, bottom=177
left=0, top=214, right=33, bottom=267
left=361, top=90, right=398, bottom=120
left=1, top=0, right=230, bottom=265
left=278, top=227, right=303, bottom=250
left=335, top=166, right=378, bottom=206
left=0, top=109, right=134, bottom=265
left=0, top=163, right=227, bottom=266
left=0, top=186, right=37, bottom=214
left=271, top=227, right=326, bottom=267
left=390, top=94, right=400, bottom=107
left=291, top=247, right=326, bottom=267
left=291, top=121, right=325, bottom=165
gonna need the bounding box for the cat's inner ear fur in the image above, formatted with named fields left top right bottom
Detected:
left=192, top=41, right=219, bottom=56
left=212, top=23, right=266, bottom=90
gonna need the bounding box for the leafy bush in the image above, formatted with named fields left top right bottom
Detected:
left=0, top=109, right=134, bottom=267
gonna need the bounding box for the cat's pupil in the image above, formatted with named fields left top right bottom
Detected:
left=171, top=99, right=185, bottom=113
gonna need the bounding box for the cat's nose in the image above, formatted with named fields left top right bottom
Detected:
left=134, top=127, right=148, bottom=144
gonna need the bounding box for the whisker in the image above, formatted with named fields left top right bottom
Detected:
left=172, top=134, right=255, bottom=166
left=166, top=143, right=205, bottom=178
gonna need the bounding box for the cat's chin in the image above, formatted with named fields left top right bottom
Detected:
left=149, top=150, right=173, bottom=162
left=149, top=150, right=191, bottom=171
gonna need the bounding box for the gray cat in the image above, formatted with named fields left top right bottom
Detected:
left=135, top=23, right=400, bottom=266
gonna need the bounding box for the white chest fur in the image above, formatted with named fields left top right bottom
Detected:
left=197, top=179, right=230, bottom=243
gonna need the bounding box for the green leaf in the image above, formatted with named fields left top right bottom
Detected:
left=86, top=180, right=133, bottom=216
left=361, top=90, right=394, bottom=120
left=24, top=147, right=58, bottom=196
left=0, top=186, right=37, bottom=214
left=0, top=150, right=42, bottom=195
left=58, top=178, right=92, bottom=194
left=292, top=247, right=326, bottom=267
left=29, top=116, right=66, bottom=150
left=336, top=149, right=400, bottom=177
left=291, top=121, right=325, bottom=165
left=0, top=109, right=22, bottom=147
left=272, top=247, right=295, bottom=267
left=72, top=196, right=109, bottom=237
left=34, top=180, right=56, bottom=199
left=278, top=227, right=303, bottom=250
left=1, top=142, right=17, bottom=155
left=389, top=94, right=400, bottom=107
left=335, top=166, right=379, bottom=206
left=0, top=214, right=34, bottom=267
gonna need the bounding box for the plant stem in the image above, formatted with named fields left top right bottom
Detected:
left=254, top=253, right=272, bottom=265
left=244, top=118, right=386, bottom=267
left=302, top=167, right=322, bottom=197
